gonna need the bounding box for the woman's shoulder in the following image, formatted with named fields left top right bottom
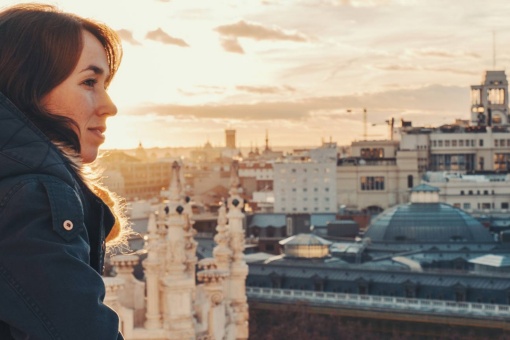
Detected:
left=0, top=174, right=89, bottom=246
left=0, top=174, right=84, bottom=220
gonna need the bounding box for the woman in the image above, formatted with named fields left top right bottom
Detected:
left=0, top=3, right=129, bottom=339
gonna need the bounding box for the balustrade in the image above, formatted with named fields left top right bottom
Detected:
left=246, top=287, right=510, bottom=319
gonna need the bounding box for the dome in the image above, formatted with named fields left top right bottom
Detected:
left=364, top=202, right=494, bottom=243
left=279, top=233, right=332, bottom=258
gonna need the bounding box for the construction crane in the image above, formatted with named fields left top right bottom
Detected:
left=346, top=107, right=368, bottom=140
left=346, top=107, right=383, bottom=140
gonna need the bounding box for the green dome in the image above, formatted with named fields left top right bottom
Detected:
left=364, top=202, right=494, bottom=243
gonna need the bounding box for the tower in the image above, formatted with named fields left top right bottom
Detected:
left=471, top=71, right=509, bottom=126
left=225, top=129, right=236, bottom=149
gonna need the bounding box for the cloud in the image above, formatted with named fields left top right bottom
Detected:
left=220, top=37, right=245, bottom=54
left=311, top=0, right=392, bottom=7
left=373, top=64, right=479, bottom=75
left=410, top=48, right=481, bottom=59
left=178, top=85, right=227, bottom=96
left=128, top=84, right=469, bottom=124
left=116, top=29, right=141, bottom=46
left=145, top=28, right=189, bottom=47
left=215, top=20, right=308, bottom=42
left=236, top=85, right=296, bottom=94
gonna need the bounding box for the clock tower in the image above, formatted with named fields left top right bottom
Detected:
left=470, top=70, right=509, bottom=126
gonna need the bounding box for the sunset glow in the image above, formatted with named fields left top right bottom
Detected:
left=2, top=0, right=510, bottom=149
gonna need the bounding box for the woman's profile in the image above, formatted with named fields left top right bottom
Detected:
left=0, top=3, right=129, bottom=339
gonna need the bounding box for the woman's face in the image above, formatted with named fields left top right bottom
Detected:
left=41, top=30, right=117, bottom=163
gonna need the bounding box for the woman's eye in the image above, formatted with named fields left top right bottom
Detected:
left=83, top=79, right=97, bottom=87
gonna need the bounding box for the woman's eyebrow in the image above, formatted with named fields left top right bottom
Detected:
left=80, top=64, right=106, bottom=76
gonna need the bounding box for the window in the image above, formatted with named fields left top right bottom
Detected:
left=460, top=190, right=464, bottom=195
left=407, top=175, right=413, bottom=188
left=445, top=140, right=450, bottom=147
left=438, top=140, right=443, bottom=147
left=495, top=140, right=499, bottom=147
left=432, top=141, right=437, bottom=147
left=360, top=176, right=385, bottom=191
left=452, top=140, right=457, bottom=147
left=459, top=140, right=464, bottom=147
left=479, top=139, right=484, bottom=147
left=360, top=148, right=384, bottom=159
left=502, top=202, right=509, bottom=209
left=463, top=203, right=471, bottom=209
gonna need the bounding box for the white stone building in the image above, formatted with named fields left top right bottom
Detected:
left=273, top=144, right=337, bottom=213
left=103, top=161, right=249, bottom=340
left=422, top=171, right=510, bottom=214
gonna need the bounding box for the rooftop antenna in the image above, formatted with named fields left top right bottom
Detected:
left=493, top=30, right=496, bottom=70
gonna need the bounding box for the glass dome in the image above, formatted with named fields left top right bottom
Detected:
left=364, top=202, right=494, bottom=243
left=279, top=234, right=332, bottom=258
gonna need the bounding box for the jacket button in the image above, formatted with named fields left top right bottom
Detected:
left=63, top=220, right=74, bottom=231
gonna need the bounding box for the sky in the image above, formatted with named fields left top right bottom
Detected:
left=2, top=0, right=510, bottom=150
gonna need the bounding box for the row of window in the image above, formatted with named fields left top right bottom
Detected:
left=360, top=176, right=385, bottom=191
left=280, top=177, right=331, bottom=184
left=433, top=139, right=477, bottom=148
left=282, top=197, right=330, bottom=202
left=454, top=202, right=509, bottom=210
left=288, top=187, right=330, bottom=192
left=279, top=168, right=332, bottom=174
left=460, top=190, right=494, bottom=195
left=280, top=207, right=331, bottom=212
left=433, top=139, right=510, bottom=148
left=494, top=139, right=510, bottom=147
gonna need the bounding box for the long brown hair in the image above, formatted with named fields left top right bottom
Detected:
left=0, top=3, right=129, bottom=248
left=0, top=3, right=122, bottom=153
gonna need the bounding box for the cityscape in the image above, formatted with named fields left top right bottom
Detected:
left=99, top=70, right=510, bottom=339
left=4, top=0, right=510, bottom=338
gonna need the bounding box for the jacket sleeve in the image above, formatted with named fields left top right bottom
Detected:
left=0, top=178, right=123, bottom=340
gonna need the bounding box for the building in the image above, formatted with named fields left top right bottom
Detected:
left=273, top=143, right=338, bottom=213
left=336, top=140, right=419, bottom=213
left=399, top=71, right=510, bottom=174
left=225, top=129, right=236, bottom=149
left=246, top=185, right=510, bottom=307
left=99, top=149, right=173, bottom=201
left=422, top=171, right=510, bottom=215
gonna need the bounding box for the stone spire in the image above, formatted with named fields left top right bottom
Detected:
left=225, top=159, right=249, bottom=339
left=159, top=161, right=195, bottom=339
left=213, top=204, right=232, bottom=272
left=143, top=213, right=162, bottom=329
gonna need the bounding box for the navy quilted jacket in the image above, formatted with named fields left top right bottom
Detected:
left=0, top=92, right=123, bottom=339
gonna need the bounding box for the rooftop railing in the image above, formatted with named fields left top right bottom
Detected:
left=246, top=287, right=510, bottom=320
